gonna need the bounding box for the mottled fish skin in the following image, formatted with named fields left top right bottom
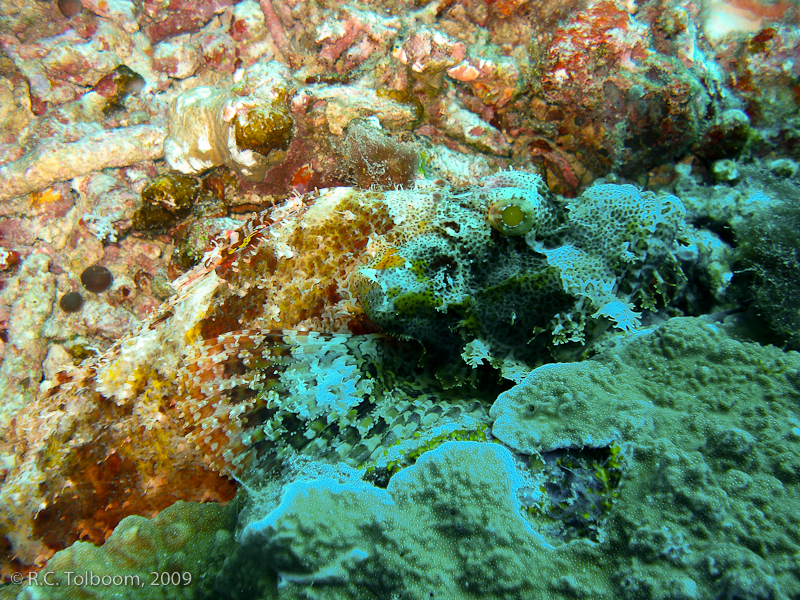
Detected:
left=0, top=181, right=472, bottom=565
left=1, top=172, right=685, bottom=566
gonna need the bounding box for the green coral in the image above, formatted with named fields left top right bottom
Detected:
left=733, top=195, right=800, bottom=349
left=232, top=317, right=800, bottom=600
left=232, top=104, right=293, bottom=157
left=15, top=500, right=277, bottom=600
left=240, top=442, right=559, bottom=600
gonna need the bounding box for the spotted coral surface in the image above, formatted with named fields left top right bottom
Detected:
left=15, top=500, right=261, bottom=600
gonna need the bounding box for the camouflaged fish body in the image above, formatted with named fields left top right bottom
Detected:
left=1, top=172, right=685, bottom=565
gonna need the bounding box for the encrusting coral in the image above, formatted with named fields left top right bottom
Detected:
left=0, top=170, right=686, bottom=569
left=15, top=500, right=259, bottom=600
left=163, top=63, right=293, bottom=182
left=133, top=173, right=201, bottom=231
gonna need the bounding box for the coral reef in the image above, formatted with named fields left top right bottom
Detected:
left=714, top=24, right=800, bottom=156
left=663, top=156, right=800, bottom=318
left=0, top=254, right=56, bottom=425
left=0, top=0, right=798, bottom=595
left=543, top=2, right=711, bottom=170
left=142, top=0, right=234, bottom=44
left=89, top=64, right=145, bottom=116
left=0, top=125, right=166, bottom=202
left=234, top=317, right=800, bottom=599
left=15, top=500, right=259, bottom=600
left=25, top=317, right=798, bottom=599
left=242, top=441, right=556, bottom=600
left=0, top=170, right=687, bottom=569
left=732, top=189, right=800, bottom=348
left=1, top=0, right=793, bottom=203
left=164, top=63, right=293, bottom=182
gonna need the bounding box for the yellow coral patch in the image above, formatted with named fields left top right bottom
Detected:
left=28, top=187, right=62, bottom=207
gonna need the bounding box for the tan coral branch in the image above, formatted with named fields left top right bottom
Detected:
left=0, top=123, right=166, bottom=202
left=259, top=0, right=298, bottom=68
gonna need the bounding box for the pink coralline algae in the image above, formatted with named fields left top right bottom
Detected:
left=142, top=0, right=234, bottom=43
left=714, top=24, right=800, bottom=154
left=536, top=1, right=713, bottom=184
left=314, top=6, right=399, bottom=72
left=0, top=26, right=123, bottom=106
left=393, top=28, right=467, bottom=74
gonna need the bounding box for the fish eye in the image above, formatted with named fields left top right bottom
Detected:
left=487, top=196, right=535, bottom=236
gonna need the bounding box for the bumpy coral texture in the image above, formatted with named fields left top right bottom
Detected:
left=0, top=172, right=683, bottom=570
left=18, top=318, right=800, bottom=600
left=241, top=442, right=554, bottom=600
left=15, top=500, right=261, bottom=600
left=240, top=318, right=800, bottom=600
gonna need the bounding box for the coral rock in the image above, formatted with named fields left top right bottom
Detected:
left=142, top=0, right=233, bottom=43
left=82, top=0, right=140, bottom=34
left=151, top=34, right=203, bottom=79
left=16, top=501, right=244, bottom=600
left=164, top=63, right=293, bottom=181
left=536, top=1, right=716, bottom=180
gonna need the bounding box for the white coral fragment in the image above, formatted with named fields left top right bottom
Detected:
left=164, top=62, right=292, bottom=182
left=593, top=300, right=642, bottom=332
left=461, top=338, right=493, bottom=368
